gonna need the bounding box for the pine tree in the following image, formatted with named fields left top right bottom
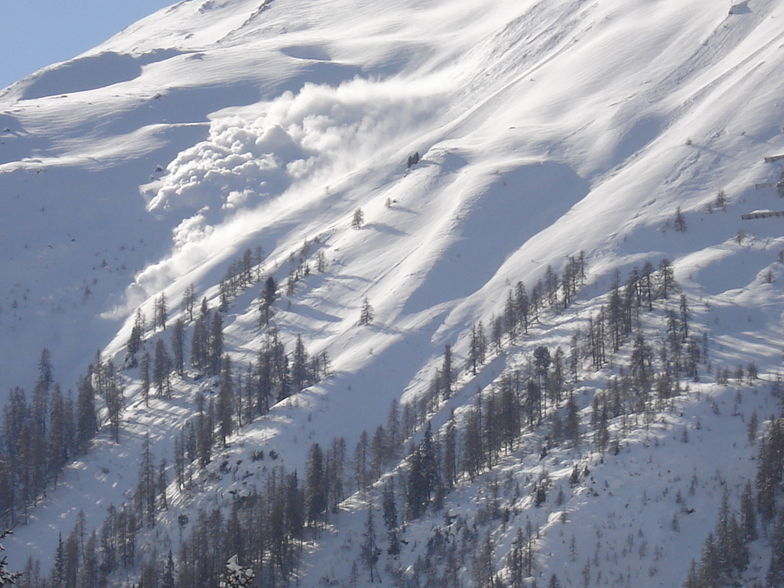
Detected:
left=276, top=353, right=291, bottom=402
left=316, top=250, right=328, bottom=272
left=534, top=346, right=551, bottom=411
left=127, top=309, right=145, bottom=357
left=285, top=469, right=305, bottom=547
left=740, top=480, right=756, bottom=542
left=51, top=533, right=65, bottom=586
left=630, top=333, right=654, bottom=411
left=714, top=491, right=734, bottom=580
left=516, top=281, right=529, bottom=334
left=183, top=283, right=196, bottom=322
left=422, top=423, right=441, bottom=500
left=767, top=511, right=784, bottom=587
left=545, top=264, right=559, bottom=306
left=354, top=431, right=370, bottom=491
left=154, top=292, right=168, bottom=331
left=217, top=356, right=234, bottom=446
left=360, top=507, right=380, bottom=583
left=679, top=294, right=690, bottom=342
left=103, top=361, right=123, bottom=444
left=326, top=437, right=347, bottom=513
left=99, top=506, right=117, bottom=577
left=594, top=396, right=609, bottom=452
left=63, top=527, right=80, bottom=587
left=153, top=339, right=171, bottom=398
left=219, top=280, right=230, bottom=312
left=607, top=274, right=625, bottom=352
left=76, top=376, right=97, bottom=454
left=499, top=376, right=520, bottom=453
left=756, top=419, right=783, bottom=523
left=157, top=459, right=168, bottom=511
left=463, top=397, right=484, bottom=480
left=44, top=389, right=65, bottom=486
left=382, top=481, right=400, bottom=556
left=209, top=312, right=224, bottom=376
left=386, top=400, right=401, bottom=459
left=549, top=347, right=566, bottom=405
left=359, top=297, right=374, bottom=326
left=79, top=530, right=99, bottom=588
left=161, top=550, right=175, bottom=588
left=291, top=335, right=309, bottom=392
left=524, top=379, right=540, bottom=427
left=197, top=396, right=214, bottom=468
left=684, top=560, right=699, bottom=588
left=352, top=208, right=365, bottom=229
left=524, top=520, right=537, bottom=578
left=172, top=318, right=185, bottom=376
left=370, top=425, right=388, bottom=481
left=136, top=434, right=157, bottom=528
left=472, top=532, right=495, bottom=588
left=406, top=446, right=428, bottom=519
left=697, top=532, right=719, bottom=587
left=564, top=396, right=580, bottom=447
left=504, top=290, right=518, bottom=340
left=441, top=344, right=453, bottom=400
left=259, top=276, right=277, bottom=326
left=468, top=324, right=480, bottom=375
left=727, top=513, right=747, bottom=574
left=219, top=554, right=255, bottom=588
left=191, top=314, right=208, bottom=370
left=658, top=258, right=675, bottom=299
left=305, top=443, right=327, bottom=527
left=443, top=413, right=457, bottom=489
left=491, top=315, right=503, bottom=352
left=0, top=529, right=21, bottom=585
left=140, top=352, right=151, bottom=407
left=715, top=190, right=727, bottom=210
left=673, top=206, right=687, bottom=232
left=508, top=527, right=525, bottom=588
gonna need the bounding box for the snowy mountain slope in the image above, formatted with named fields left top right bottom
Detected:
left=2, top=0, right=784, bottom=585
left=2, top=0, right=783, bottom=400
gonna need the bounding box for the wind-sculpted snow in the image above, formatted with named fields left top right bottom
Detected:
left=403, top=162, right=589, bottom=315
left=18, top=50, right=184, bottom=100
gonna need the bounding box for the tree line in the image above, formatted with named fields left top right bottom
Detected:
left=0, top=350, right=106, bottom=528
left=344, top=259, right=717, bottom=586
left=686, top=416, right=784, bottom=587
left=9, top=249, right=729, bottom=587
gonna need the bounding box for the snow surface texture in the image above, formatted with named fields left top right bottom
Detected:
left=2, top=0, right=784, bottom=585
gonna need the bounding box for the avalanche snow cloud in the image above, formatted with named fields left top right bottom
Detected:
left=146, top=77, right=442, bottom=223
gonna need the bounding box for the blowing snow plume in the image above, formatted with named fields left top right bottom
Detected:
left=145, top=76, right=443, bottom=231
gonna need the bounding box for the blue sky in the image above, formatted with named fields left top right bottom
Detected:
left=0, top=1, right=173, bottom=90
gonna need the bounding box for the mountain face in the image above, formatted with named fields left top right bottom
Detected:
left=2, top=0, right=784, bottom=586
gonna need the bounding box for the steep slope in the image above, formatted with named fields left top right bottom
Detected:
left=2, top=0, right=784, bottom=586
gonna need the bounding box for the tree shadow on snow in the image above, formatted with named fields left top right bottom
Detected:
left=729, top=2, right=751, bottom=15
left=363, top=222, right=407, bottom=236
left=0, top=113, right=28, bottom=136
left=286, top=300, right=341, bottom=324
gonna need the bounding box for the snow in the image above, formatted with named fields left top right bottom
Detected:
left=2, top=0, right=784, bottom=584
